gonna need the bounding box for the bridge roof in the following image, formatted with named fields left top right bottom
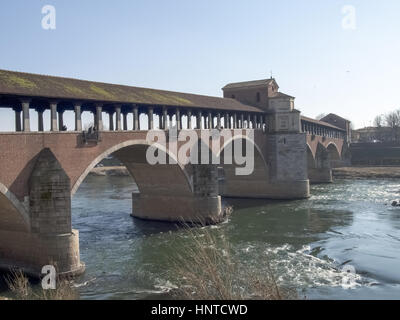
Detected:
left=0, top=69, right=263, bottom=113
left=301, top=115, right=345, bottom=131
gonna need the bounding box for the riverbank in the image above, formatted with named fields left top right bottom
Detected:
left=333, top=166, right=400, bottom=179
left=91, top=166, right=400, bottom=180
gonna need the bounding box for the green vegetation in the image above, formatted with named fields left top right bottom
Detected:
left=63, top=84, right=88, bottom=97
left=141, top=90, right=194, bottom=105
left=89, top=84, right=116, bottom=100
left=0, top=71, right=38, bottom=90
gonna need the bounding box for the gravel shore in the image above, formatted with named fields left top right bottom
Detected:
left=90, top=166, right=400, bottom=179
left=333, top=166, right=400, bottom=179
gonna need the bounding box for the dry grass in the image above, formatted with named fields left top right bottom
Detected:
left=170, top=225, right=296, bottom=300
left=5, top=270, right=31, bottom=300
left=5, top=270, right=79, bottom=300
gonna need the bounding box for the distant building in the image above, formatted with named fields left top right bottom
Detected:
left=352, top=126, right=395, bottom=143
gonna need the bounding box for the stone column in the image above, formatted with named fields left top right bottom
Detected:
left=108, top=111, right=114, bottom=131
left=21, top=100, right=31, bottom=132
left=148, top=107, right=154, bottom=130
left=158, top=111, right=163, bottom=129
left=37, top=108, right=44, bottom=132
left=163, top=107, right=168, bottom=129
left=74, top=103, right=82, bottom=131
left=233, top=113, right=237, bottom=129
left=168, top=113, right=172, bottom=129
left=115, top=105, right=122, bottom=131
left=58, top=110, right=63, bottom=131
left=264, top=114, right=269, bottom=131
left=176, top=108, right=181, bottom=130
left=95, top=104, right=103, bottom=131
left=247, top=114, right=251, bottom=129
left=197, top=111, right=202, bottom=129
left=49, top=102, right=58, bottom=132
left=253, top=114, right=257, bottom=129
left=123, top=112, right=128, bottom=130
left=217, top=113, right=221, bottom=130
left=133, top=106, right=139, bottom=130
left=207, top=111, right=212, bottom=129
left=58, top=109, right=65, bottom=131
left=187, top=110, right=192, bottom=129
left=241, top=114, right=245, bottom=129
left=224, top=113, right=229, bottom=129
left=13, top=107, right=22, bottom=132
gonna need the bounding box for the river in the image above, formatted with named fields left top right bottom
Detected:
left=2, top=176, right=400, bottom=299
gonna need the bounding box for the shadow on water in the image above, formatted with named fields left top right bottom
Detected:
left=131, top=218, right=181, bottom=237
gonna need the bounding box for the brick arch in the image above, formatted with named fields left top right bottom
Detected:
left=216, top=134, right=270, bottom=198
left=315, top=142, right=329, bottom=168
left=71, top=139, right=193, bottom=196
left=0, top=182, right=30, bottom=232
left=326, top=142, right=341, bottom=160
left=216, top=134, right=268, bottom=169
left=306, top=143, right=316, bottom=168
left=306, top=135, right=344, bottom=161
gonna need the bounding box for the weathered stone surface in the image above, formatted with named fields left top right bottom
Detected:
left=29, top=148, right=71, bottom=234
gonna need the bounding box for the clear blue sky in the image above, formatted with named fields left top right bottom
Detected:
left=1, top=0, right=399, bottom=129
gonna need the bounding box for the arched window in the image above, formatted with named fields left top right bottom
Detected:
left=256, top=92, right=260, bottom=102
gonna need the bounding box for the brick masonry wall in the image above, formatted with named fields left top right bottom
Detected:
left=0, top=130, right=270, bottom=200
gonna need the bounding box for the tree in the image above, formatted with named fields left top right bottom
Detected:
left=384, top=110, right=400, bottom=141
left=385, top=111, right=399, bottom=129
left=373, top=115, right=383, bottom=128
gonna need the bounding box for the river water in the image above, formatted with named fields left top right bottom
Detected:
left=2, top=176, right=400, bottom=299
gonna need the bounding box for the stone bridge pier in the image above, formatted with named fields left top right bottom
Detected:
left=113, top=144, right=222, bottom=224
left=0, top=148, right=84, bottom=277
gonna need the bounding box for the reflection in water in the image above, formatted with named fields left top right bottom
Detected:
left=1, top=176, right=400, bottom=299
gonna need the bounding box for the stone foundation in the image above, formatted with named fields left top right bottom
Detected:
left=0, top=229, right=84, bottom=278
left=132, top=193, right=223, bottom=224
